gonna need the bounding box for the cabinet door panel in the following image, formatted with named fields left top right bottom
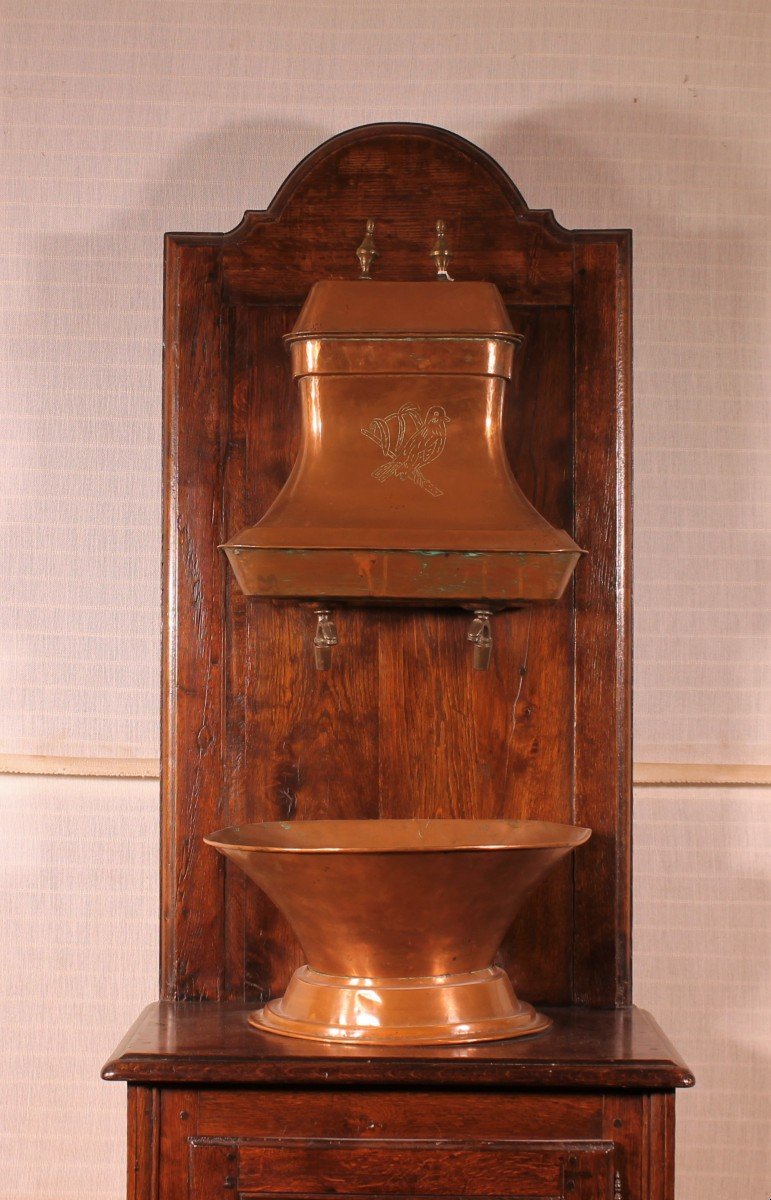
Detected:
left=189, top=1139, right=614, bottom=1200
left=239, top=1143, right=559, bottom=1194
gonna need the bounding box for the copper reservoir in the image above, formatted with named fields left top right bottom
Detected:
left=222, top=281, right=583, bottom=604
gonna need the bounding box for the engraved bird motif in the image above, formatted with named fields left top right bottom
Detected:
left=368, top=405, right=451, bottom=497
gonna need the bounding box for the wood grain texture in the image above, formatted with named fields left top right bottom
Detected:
left=602, top=1094, right=643, bottom=1200
left=219, top=128, right=573, bottom=307
left=195, top=1089, right=604, bottom=1140
left=235, top=1140, right=592, bottom=1194
left=183, top=1139, right=615, bottom=1200
left=162, top=238, right=229, bottom=1001
left=114, top=1041, right=683, bottom=1200
left=102, top=1002, right=694, bottom=1090
left=140, top=1086, right=666, bottom=1200
left=160, top=123, right=632, bottom=1007
left=646, top=1093, right=676, bottom=1200
left=127, top=1086, right=159, bottom=1200
left=158, top=1091, right=197, bottom=1200
left=189, top=1140, right=236, bottom=1200
left=572, top=236, right=633, bottom=1007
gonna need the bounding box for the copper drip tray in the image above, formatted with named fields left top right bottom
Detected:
left=224, top=545, right=581, bottom=603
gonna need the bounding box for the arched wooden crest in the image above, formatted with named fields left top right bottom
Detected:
left=161, top=123, right=631, bottom=1009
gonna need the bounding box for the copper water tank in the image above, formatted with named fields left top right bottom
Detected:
left=222, top=280, right=582, bottom=605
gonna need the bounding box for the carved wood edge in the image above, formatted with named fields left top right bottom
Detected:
left=102, top=1004, right=695, bottom=1090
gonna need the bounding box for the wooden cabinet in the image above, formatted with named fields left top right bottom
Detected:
left=103, top=124, right=692, bottom=1198
left=131, top=1085, right=639, bottom=1200
left=107, top=1003, right=691, bottom=1199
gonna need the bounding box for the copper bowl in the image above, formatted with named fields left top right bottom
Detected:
left=205, top=818, right=591, bottom=1046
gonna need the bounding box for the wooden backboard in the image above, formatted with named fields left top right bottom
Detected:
left=160, top=123, right=632, bottom=1009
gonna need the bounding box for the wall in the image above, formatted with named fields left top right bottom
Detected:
left=0, top=2, right=768, bottom=1197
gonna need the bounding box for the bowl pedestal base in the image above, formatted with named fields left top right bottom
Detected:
left=249, top=964, right=551, bottom=1045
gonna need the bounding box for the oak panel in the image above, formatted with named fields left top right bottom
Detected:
left=161, top=124, right=631, bottom=1007
left=197, top=1088, right=603, bottom=1140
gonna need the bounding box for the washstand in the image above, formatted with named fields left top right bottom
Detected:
left=103, top=123, right=693, bottom=1200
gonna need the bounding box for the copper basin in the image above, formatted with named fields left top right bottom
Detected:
left=204, top=818, right=591, bottom=1045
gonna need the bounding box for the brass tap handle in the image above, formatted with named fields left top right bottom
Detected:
left=356, top=219, right=377, bottom=279
left=431, top=219, right=454, bottom=280
left=313, top=607, right=338, bottom=670
left=467, top=609, right=493, bottom=670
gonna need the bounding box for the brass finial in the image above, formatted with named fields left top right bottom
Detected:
left=356, top=219, right=377, bottom=279
left=431, top=219, right=453, bottom=280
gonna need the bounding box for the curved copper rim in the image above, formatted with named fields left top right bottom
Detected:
left=283, top=332, right=524, bottom=345
left=222, top=540, right=585, bottom=554
left=287, top=336, right=518, bottom=381
left=204, top=817, right=592, bottom=855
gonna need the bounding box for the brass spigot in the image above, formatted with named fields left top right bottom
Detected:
left=467, top=609, right=493, bottom=670
left=313, top=607, right=338, bottom=670
left=356, top=219, right=377, bottom=279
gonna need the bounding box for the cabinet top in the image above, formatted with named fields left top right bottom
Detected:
left=103, top=1003, right=694, bottom=1090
